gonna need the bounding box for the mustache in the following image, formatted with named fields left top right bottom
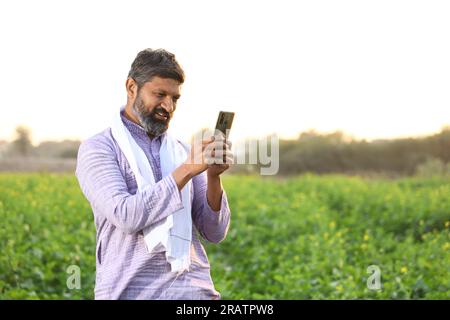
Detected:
left=151, top=107, right=171, bottom=119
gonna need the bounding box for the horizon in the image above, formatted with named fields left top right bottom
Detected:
left=1, top=123, right=449, bottom=147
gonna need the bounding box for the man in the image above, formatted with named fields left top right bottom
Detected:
left=76, top=48, right=232, bottom=300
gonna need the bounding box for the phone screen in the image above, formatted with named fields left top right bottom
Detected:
left=215, top=111, right=235, bottom=139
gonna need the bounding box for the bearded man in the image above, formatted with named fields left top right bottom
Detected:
left=76, top=48, right=232, bottom=300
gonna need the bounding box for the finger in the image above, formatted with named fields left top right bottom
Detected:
left=217, top=163, right=230, bottom=170
left=224, top=144, right=233, bottom=154
left=212, top=154, right=226, bottom=164
left=216, top=153, right=234, bottom=165
left=202, top=138, right=214, bottom=145
left=193, top=139, right=214, bottom=153
left=205, top=141, right=231, bottom=161
left=211, top=139, right=226, bottom=146
left=224, top=154, right=234, bottom=164
left=212, top=148, right=232, bottom=162
left=213, top=131, right=226, bottom=140
left=201, top=138, right=218, bottom=152
left=225, top=154, right=234, bottom=163
left=207, top=164, right=229, bottom=171
left=208, top=141, right=227, bottom=154
left=218, top=140, right=230, bottom=150
left=210, top=151, right=231, bottom=164
left=214, top=133, right=225, bottom=141
left=212, top=150, right=224, bottom=158
left=204, top=154, right=216, bottom=165
left=203, top=141, right=217, bottom=156
left=222, top=144, right=233, bottom=154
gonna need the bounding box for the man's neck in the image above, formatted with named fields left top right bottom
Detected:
left=123, top=105, right=139, bottom=125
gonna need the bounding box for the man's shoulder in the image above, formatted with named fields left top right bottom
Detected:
left=78, top=128, right=116, bottom=155
left=75, top=128, right=118, bottom=178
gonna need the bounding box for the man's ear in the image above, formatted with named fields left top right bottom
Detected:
left=126, top=78, right=138, bottom=100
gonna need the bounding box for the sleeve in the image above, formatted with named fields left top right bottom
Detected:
left=190, top=171, right=231, bottom=243
left=75, top=136, right=184, bottom=235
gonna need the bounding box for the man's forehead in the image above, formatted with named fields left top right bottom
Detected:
left=143, top=77, right=181, bottom=94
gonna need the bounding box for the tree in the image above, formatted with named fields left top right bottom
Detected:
left=12, top=126, right=33, bottom=157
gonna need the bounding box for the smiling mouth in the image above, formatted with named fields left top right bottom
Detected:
left=155, top=110, right=169, bottom=121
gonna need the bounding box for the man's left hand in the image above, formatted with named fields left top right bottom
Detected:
left=206, top=137, right=233, bottom=177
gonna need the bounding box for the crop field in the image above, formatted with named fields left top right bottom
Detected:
left=0, top=173, right=448, bottom=299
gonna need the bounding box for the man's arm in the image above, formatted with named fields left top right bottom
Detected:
left=190, top=171, right=231, bottom=244
left=76, top=136, right=184, bottom=235
left=184, top=134, right=232, bottom=243
left=171, top=161, right=224, bottom=211
left=206, top=171, right=223, bottom=211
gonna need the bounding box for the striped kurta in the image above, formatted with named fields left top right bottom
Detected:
left=75, top=111, right=231, bottom=299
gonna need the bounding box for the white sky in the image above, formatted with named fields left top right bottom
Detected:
left=0, top=0, right=449, bottom=145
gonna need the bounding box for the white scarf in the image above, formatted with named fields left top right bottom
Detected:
left=110, top=107, right=192, bottom=273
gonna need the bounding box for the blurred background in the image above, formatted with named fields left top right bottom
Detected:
left=0, top=0, right=449, bottom=176
left=0, top=0, right=449, bottom=299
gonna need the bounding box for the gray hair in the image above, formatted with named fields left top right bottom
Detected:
left=128, top=48, right=185, bottom=90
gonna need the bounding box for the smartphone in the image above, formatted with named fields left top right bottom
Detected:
left=215, top=111, right=235, bottom=139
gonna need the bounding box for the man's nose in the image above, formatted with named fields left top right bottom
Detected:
left=161, top=97, right=174, bottom=113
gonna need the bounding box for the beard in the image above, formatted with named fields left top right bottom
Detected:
left=132, top=95, right=171, bottom=137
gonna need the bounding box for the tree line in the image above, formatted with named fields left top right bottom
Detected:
left=2, top=125, right=450, bottom=176
left=234, top=126, right=450, bottom=177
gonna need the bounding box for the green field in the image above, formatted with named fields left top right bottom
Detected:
left=0, top=173, right=448, bottom=299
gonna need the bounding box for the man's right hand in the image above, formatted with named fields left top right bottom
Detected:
left=183, top=136, right=215, bottom=176
left=172, top=136, right=215, bottom=191
left=172, top=134, right=231, bottom=191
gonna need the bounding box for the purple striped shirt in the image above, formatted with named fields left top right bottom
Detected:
left=75, top=111, right=231, bottom=300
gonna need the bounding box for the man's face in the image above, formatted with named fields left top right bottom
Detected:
left=132, top=76, right=181, bottom=137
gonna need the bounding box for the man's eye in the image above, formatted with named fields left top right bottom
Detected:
left=157, top=93, right=165, bottom=98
